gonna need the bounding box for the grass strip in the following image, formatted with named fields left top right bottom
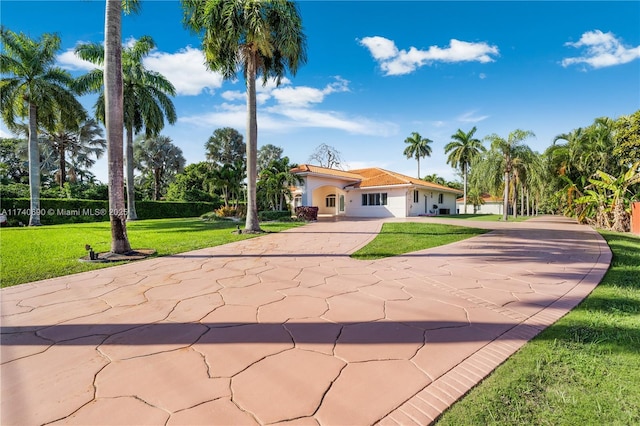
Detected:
left=0, top=218, right=302, bottom=288
left=436, top=230, right=640, bottom=425
left=351, top=222, right=487, bottom=260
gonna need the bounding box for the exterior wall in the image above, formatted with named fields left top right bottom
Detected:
left=345, top=188, right=407, bottom=218
left=312, top=185, right=347, bottom=216
left=456, top=201, right=503, bottom=215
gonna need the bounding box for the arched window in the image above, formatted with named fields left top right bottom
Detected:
left=326, top=194, right=336, bottom=208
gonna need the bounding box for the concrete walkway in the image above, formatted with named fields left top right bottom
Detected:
left=0, top=216, right=611, bottom=425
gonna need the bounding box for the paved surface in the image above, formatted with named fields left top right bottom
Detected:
left=0, top=216, right=611, bottom=425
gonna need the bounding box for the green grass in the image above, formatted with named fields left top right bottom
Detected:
left=0, top=218, right=302, bottom=288
left=351, top=222, right=488, bottom=260
left=437, top=213, right=531, bottom=222
left=436, top=231, right=640, bottom=425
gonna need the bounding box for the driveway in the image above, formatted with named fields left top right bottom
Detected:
left=0, top=216, right=611, bottom=425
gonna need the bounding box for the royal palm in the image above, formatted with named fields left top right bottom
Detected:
left=1, top=28, right=83, bottom=225
left=76, top=35, right=177, bottom=221
left=182, top=0, right=307, bottom=232
left=445, top=127, right=484, bottom=214
left=403, top=132, right=432, bottom=179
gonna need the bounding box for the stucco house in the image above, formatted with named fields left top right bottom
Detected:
left=290, top=164, right=463, bottom=218
left=456, top=193, right=504, bottom=215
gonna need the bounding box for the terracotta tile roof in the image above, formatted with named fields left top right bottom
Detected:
left=289, top=164, right=361, bottom=180
left=291, top=165, right=462, bottom=194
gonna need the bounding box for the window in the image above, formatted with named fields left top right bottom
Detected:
left=361, top=193, right=388, bottom=206
left=413, top=190, right=419, bottom=203
left=294, top=195, right=302, bottom=208
left=326, top=194, right=336, bottom=208
left=438, top=193, right=444, bottom=204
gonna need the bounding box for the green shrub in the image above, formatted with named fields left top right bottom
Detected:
left=258, top=210, right=292, bottom=221
left=0, top=198, right=221, bottom=226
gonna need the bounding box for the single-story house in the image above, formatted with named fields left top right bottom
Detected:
left=456, top=193, right=504, bottom=215
left=290, top=164, right=463, bottom=218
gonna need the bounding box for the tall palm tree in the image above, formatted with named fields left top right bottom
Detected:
left=40, top=117, right=106, bottom=189
left=182, top=0, right=307, bottom=233
left=445, top=126, right=484, bottom=214
left=403, top=132, right=432, bottom=179
left=484, top=129, right=535, bottom=221
left=76, top=35, right=177, bottom=220
left=0, top=28, right=83, bottom=225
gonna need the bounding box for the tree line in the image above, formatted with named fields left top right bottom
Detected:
left=403, top=110, right=639, bottom=231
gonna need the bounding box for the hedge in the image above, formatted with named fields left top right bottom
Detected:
left=0, top=198, right=221, bottom=226
left=258, top=210, right=293, bottom=221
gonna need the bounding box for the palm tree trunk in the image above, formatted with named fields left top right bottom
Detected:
left=59, top=145, right=66, bottom=190
left=502, top=169, right=509, bottom=221
left=417, top=158, right=421, bottom=180
left=125, top=127, right=138, bottom=220
left=28, top=103, right=41, bottom=226
left=463, top=164, right=468, bottom=214
left=244, top=51, right=261, bottom=232
left=154, top=168, right=161, bottom=200
left=104, top=0, right=131, bottom=253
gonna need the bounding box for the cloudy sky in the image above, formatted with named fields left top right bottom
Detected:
left=2, top=1, right=639, bottom=182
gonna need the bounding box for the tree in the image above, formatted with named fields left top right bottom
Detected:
left=484, top=130, right=535, bottom=221
left=1, top=28, right=83, bottom=225
left=613, top=110, right=640, bottom=166
left=76, top=35, right=177, bottom=220
left=257, top=144, right=283, bottom=173
left=165, top=162, right=218, bottom=202
left=0, top=138, right=29, bottom=183
left=39, top=117, right=106, bottom=189
left=403, top=132, right=432, bottom=179
left=308, top=143, right=343, bottom=169
left=212, top=161, right=245, bottom=208
left=445, top=127, right=485, bottom=214
left=205, top=127, right=246, bottom=167
left=134, top=135, right=185, bottom=200
left=257, top=156, right=302, bottom=211
left=183, top=0, right=307, bottom=232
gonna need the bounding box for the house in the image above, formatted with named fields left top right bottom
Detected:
left=290, top=164, right=463, bottom=218
left=456, top=193, right=504, bottom=215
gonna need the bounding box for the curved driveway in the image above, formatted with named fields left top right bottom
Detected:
left=1, top=216, right=611, bottom=425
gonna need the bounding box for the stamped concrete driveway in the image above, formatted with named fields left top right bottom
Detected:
left=1, top=216, right=610, bottom=425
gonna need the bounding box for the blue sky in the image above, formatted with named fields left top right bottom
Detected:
left=2, top=1, right=639, bottom=183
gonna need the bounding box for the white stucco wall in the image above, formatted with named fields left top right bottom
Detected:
left=345, top=188, right=408, bottom=218
left=456, top=202, right=503, bottom=215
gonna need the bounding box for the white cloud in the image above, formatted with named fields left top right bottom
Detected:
left=57, top=48, right=100, bottom=71
left=358, top=36, right=399, bottom=60
left=360, top=36, right=499, bottom=76
left=271, top=76, right=350, bottom=108
left=221, top=90, right=245, bottom=101
left=143, top=47, right=224, bottom=96
left=562, top=30, right=640, bottom=69
left=457, top=111, right=489, bottom=123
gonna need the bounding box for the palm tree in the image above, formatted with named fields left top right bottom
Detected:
left=484, top=129, right=535, bottom=221
left=182, top=0, right=307, bottom=233
left=39, top=117, right=106, bottom=189
left=403, top=132, right=432, bottom=179
left=134, top=135, right=186, bottom=201
left=444, top=127, right=485, bottom=214
left=76, top=36, right=177, bottom=221
left=0, top=28, right=83, bottom=225
left=258, top=156, right=302, bottom=211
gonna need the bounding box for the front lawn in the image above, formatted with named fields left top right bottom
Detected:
left=351, top=222, right=487, bottom=260
left=0, top=218, right=302, bottom=288
left=436, top=231, right=640, bottom=425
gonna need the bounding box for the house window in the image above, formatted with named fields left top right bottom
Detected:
left=361, top=193, right=388, bottom=206
left=413, top=190, right=419, bottom=203
left=438, top=193, right=444, bottom=204
left=326, top=194, right=336, bottom=208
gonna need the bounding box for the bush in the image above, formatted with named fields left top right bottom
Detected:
left=0, top=198, right=221, bottom=226
left=295, top=206, right=319, bottom=221
left=258, top=210, right=293, bottom=221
